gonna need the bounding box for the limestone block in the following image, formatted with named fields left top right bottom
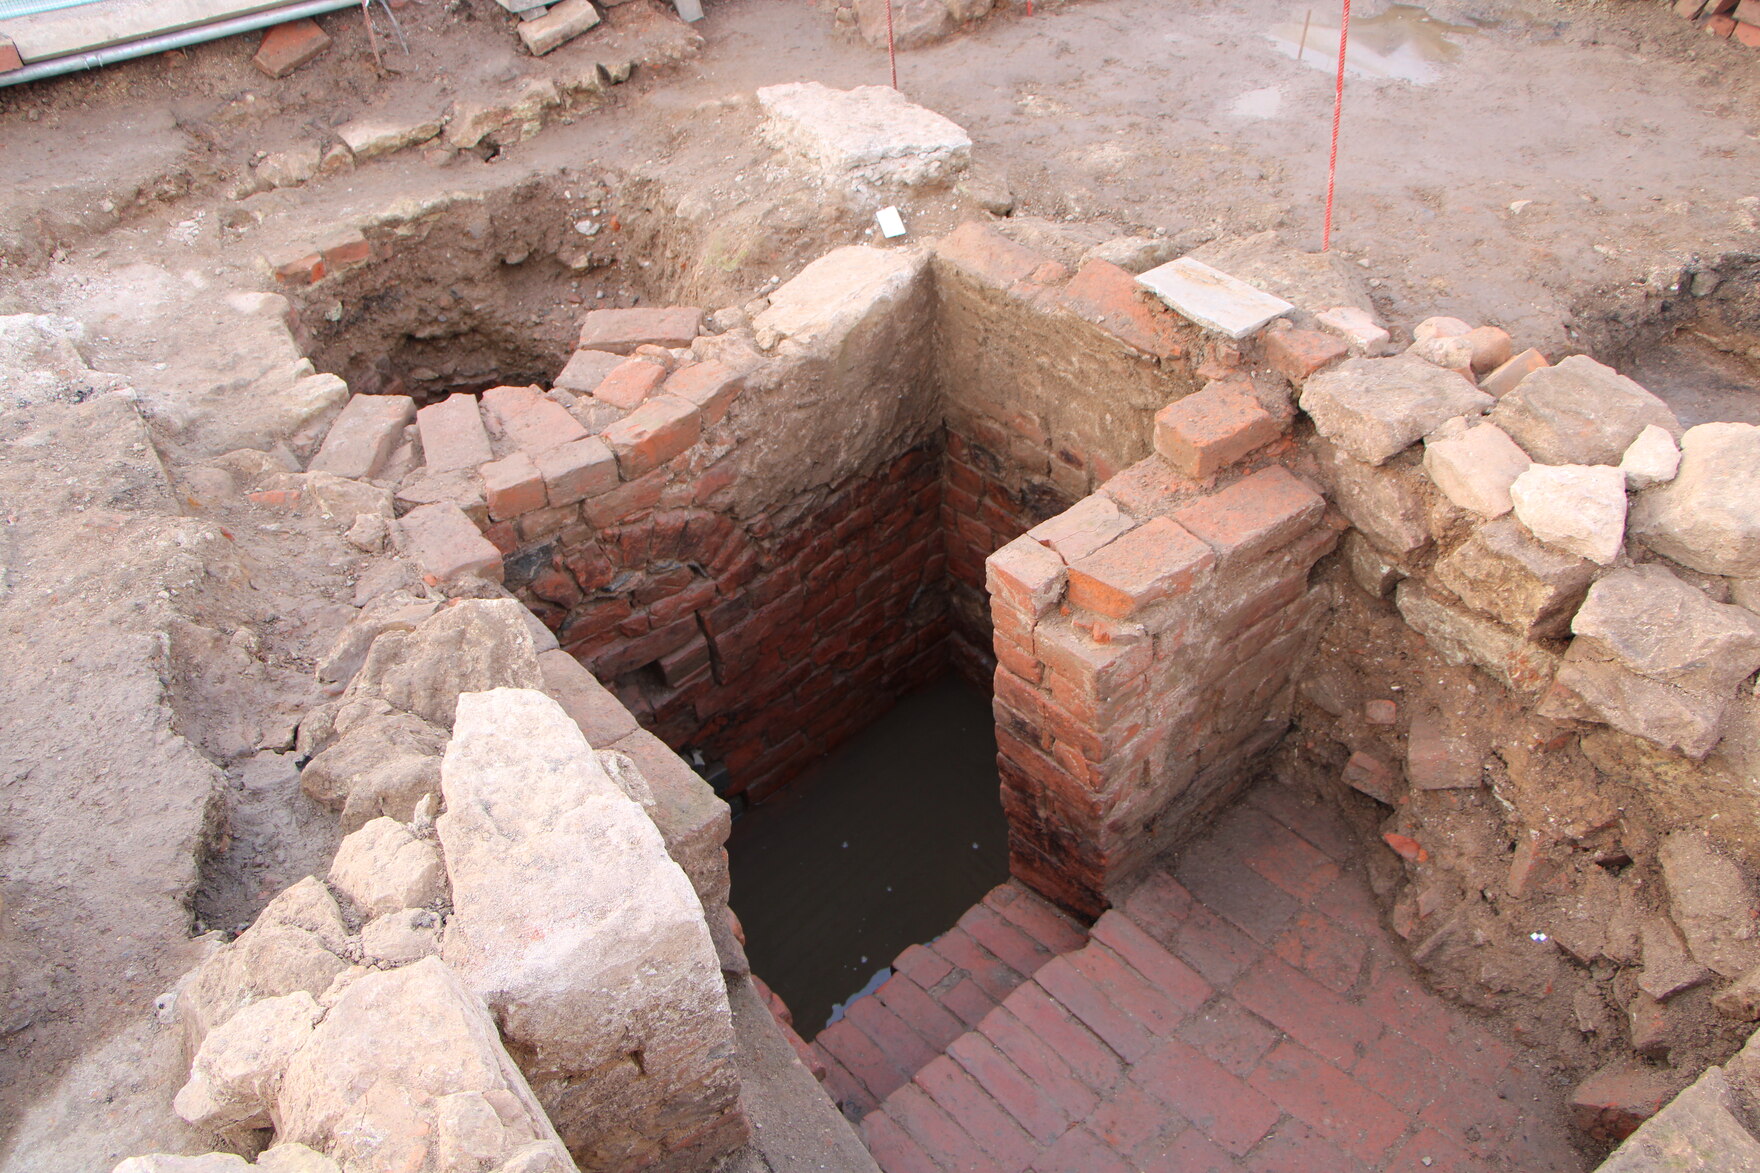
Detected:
left=1662, top=832, right=1760, bottom=979
left=174, top=991, right=321, bottom=1129
left=112, top=1157, right=249, bottom=1173
left=1509, top=463, right=1627, bottom=565
left=337, top=116, right=443, bottom=160
left=1544, top=651, right=1730, bottom=759
left=299, top=711, right=446, bottom=831
left=1413, top=316, right=1470, bottom=342
left=1315, top=305, right=1392, bottom=355
left=276, top=957, right=567, bottom=1172
left=315, top=592, right=439, bottom=685
left=360, top=908, right=443, bottom=967
left=1407, top=334, right=1474, bottom=374
left=399, top=500, right=503, bottom=584
left=254, top=1145, right=341, bottom=1173
left=1630, top=422, right=1760, bottom=577
left=1135, top=257, right=1294, bottom=341
left=1080, top=236, right=1179, bottom=275
left=304, top=472, right=394, bottom=522
left=853, top=0, right=955, bottom=48
left=330, top=817, right=446, bottom=918
left=1314, top=439, right=1430, bottom=557
left=1431, top=516, right=1596, bottom=640
left=608, top=726, right=733, bottom=913
left=1488, top=355, right=1680, bottom=466
left=1395, top=580, right=1560, bottom=695
left=757, top=83, right=971, bottom=188
left=179, top=877, right=350, bottom=1047
left=517, top=1, right=601, bottom=56
left=1421, top=419, right=1531, bottom=518
left=1595, top=1067, right=1760, bottom=1171
left=1299, top=354, right=1493, bottom=465
left=1620, top=423, right=1680, bottom=491
left=755, top=246, right=929, bottom=354
left=439, top=689, right=742, bottom=1171
left=1571, top=565, right=1760, bottom=696
left=347, top=599, right=544, bottom=728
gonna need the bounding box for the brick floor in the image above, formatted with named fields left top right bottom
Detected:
left=814, top=879, right=1091, bottom=1114
left=854, top=779, right=1588, bottom=1171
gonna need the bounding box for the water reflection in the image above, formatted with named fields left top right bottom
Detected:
left=1267, top=3, right=1481, bottom=84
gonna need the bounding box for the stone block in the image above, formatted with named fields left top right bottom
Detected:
left=308, top=394, right=414, bottom=480
left=854, top=0, right=956, bottom=48
left=1299, top=354, right=1493, bottom=466
left=1414, top=316, right=1470, bottom=342
left=517, top=0, right=602, bottom=55
left=1315, top=305, right=1392, bottom=355
left=1342, top=531, right=1402, bottom=598
left=534, top=436, right=618, bottom=506
left=538, top=648, right=640, bottom=747
left=1315, top=439, right=1431, bottom=557
left=757, top=82, right=972, bottom=186
left=1489, top=355, right=1680, bottom=465
left=1544, top=652, right=1729, bottom=759
left=1421, top=419, right=1531, bottom=518
left=299, top=711, right=445, bottom=830
left=396, top=467, right=488, bottom=527
left=1620, top=423, right=1681, bottom=490
left=1464, top=326, right=1513, bottom=374
left=174, top=991, right=320, bottom=1130
left=663, top=360, right=745, bottom=424
left=1408, top=334, right=1475, bottom=376
left=399, top=501, right=503, bottom=584
left=1172, top=466, right=1325, bottom=565
left=608, top=726, right=734, bottom=913
left=1432, top=516, right=1596, bottom=639
left=481, top=451, right=547, bottom=521
left=417, top=393, right=493, bottom=474
left=1262, top=326, right=1349, bottom=382
left=1630, top=422, right=1760, bottom=577
left=753, top=245, right=926, bottom=352
left=1135, top=257, right=1294, bottom=340
left=1662, top=831, right=1760, bottom=979
left=1027, top=494, right=1134, bottom=563
left=601, top=394, right=701, bottom=478
left=1640, top=916, right=1712, bottom=1001
left=1396, top=580, right=1560, bottom=695
left=345, top=599, right=543, bottom=729
left=1595, top=1067, right=1760, bottom=1170
left=253, top=19, right=331, bottom=78
left=1479, top=347, right=1548, bottom=398
left=592, top=359, right=668, bottom=410
left=328, top=816, right=445, bottom=917
left=360, top=908, right=442, bottom=967
left=1572, top=564, right=1760, bottom=695
left=276, top=957, right=569, bottom=1172
left=481, top=384, right=589, bottom=454
left=439, top=689, right=742, bottom=1170
left=337, top=116, right=442, bottom=161
left=1510, top=463, right=1627, bottom=565
left=1066, top=517, right=1215, bottom=619
left=1153, top=382, right=1280, bottom=478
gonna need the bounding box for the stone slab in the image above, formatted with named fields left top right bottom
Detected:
left=1135, top=257, right=1294, bottom=340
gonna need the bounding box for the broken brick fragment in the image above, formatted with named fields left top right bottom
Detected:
left=252, top=18, right=332, bottom=79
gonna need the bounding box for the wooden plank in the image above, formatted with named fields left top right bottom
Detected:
left=1, top=0, right=314, bottom=62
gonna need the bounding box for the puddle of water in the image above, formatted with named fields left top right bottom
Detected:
left=727, top=674, right=1008, bottom=1038
left=1266, top=3, right=1479, bottom=84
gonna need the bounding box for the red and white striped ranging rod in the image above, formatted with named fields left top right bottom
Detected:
left=1322, top=0, right=1352, bottom=251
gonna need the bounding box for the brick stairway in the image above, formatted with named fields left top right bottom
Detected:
left=852, top=781, right=1588, bottom=1172
left=813, top=880, right=1091, bottom=1118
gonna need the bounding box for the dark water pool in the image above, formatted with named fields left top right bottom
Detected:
left=727, top=673, right=1008, bottom=1038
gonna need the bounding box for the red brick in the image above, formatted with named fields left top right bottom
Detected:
left=931, top=926, right=1025, bottom=1003
left=1084, top=1080, right=1183, bottom=1160
left=532, top=436, right=618, bottom=506
left=885, top=1085, right=994, bottom=1173
left=663, top=359, right=745, bottom=424
left=1249, top=1039, right=1407, bottom=1162
left=590, top=615, right=700, bottom=678
left=271, top=251, right=325, bottom=285
left=0, top=37, right=20, bottom=73
left=1738, top=18, right=1760, bottom=44
left=1231, top=807, right=1341, bottom=901
left=817, top=1051, right=878, bottom=1119
left=1028, top=493, right=1134, bottom=563
left=1708, top=12, right=1738, bottom=33
left=874, top=974, right=966, bottom=1051
left=1232, top=955, right=1382, bottom=1068
left=958, top=904, right=1052, bottom=979
left=1271, top=910, right=1369, bottom=995
left=894, top=942, right=954, bottom=988
left=1262, top=325, right=1349, bottom=382
left=814, top=1018, right=907, bottom=1103
left=480, top=451, right=546, bottom=520
left=977, top=1005, right=1102, bottom=1119
left=1066, top=516, right=1214, bottom=619
left=935, top=221, right=1049, bottom=289
left=1153, top=381, right=1281, bottom=478
left=1342, top=750, right=1399, bottom=803
left=320, top=233, right=371, bottom=272
left=1380, top=1128, right=1479, bottom=1173
left=1033, top=1125, right=1133, bottom=1173
left=577, top=306, right=703, bottom=354
left=252, top=18, right=331, bottom=78
left=591, top=358, right=667, bottom=410
left=947, top=1031, right=1070, bottom=1145
left=601, top=394, right=701, bottom=477
left=1089, top=913, right=1213, bottom=1012
left=480, top=384, right=588, bottom=454
left=986, top=534, right=1067, bottom=619
left=1140, top=1127, right=1236, bottom=1173
left=859, top=1111, right=940, bottom=1173
left=1237, top=1119, right=1353, bottom=1173
left=984, top=883, right=1088, bottom=955
left=845, top=995, right=938, bottom=1082
left=915, top=1055, right=1039, bottom=1171
left=1174, top=999, right=1278, bottom=1077
left=582, top=467, right=666, bottom=527
left=1569, top=1063, right=1673, bottom=1141
left=1033, top=956, right=1154, bottom=1062
left=1383, top=832, right=1427, bottom=861
left=1060, top=260, right=1186, bottom=360
left=399, top=501, right=502, bottom=584
left=1170, top=466, right=1325, bottom=565
left=938, top=975, right=998, bottom=1027
left=1133, top=1038, right=1281, bottom=1156
left=416, top=392, right=492, bottom=474
left=1003, top=981, right=1124, bottom=1093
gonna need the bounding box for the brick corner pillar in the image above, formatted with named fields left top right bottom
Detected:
left=984, top=464, right=1339, bottom=919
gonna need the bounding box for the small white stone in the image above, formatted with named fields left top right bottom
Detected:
left=1510, top=464, right=1627, bottom=565
left=1620, top=423, right=1681, bottom=490
left=1135, top=257, right=1294, bottom=340
left=1413, top=316, right=1472, bottom=342
left=1315, top=305, right=1392, bottom=355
